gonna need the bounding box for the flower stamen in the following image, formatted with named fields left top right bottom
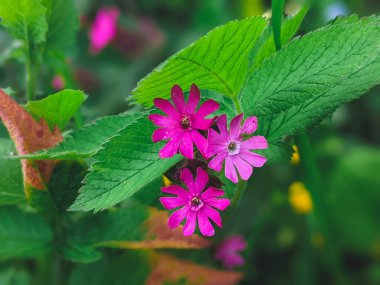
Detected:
left=181, top=115, right=191, bottom=130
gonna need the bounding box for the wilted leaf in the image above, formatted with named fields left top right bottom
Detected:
left=146, top=253, right=243, bottom=285
left=0, top=89, right=63, bottom=193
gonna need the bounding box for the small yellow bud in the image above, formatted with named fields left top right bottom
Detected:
left=290, top=145, right=300, bottom=165
left=162, top=175, right=172, bottom=187
left=288, top=182, right=313, bottom=214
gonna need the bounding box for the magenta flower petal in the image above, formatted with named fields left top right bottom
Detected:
left=197, top=211, right=215, bottom=236
left=152, top=127, right=176, bottom=142
left=171, top=85, right=186, bottom=113
left=207, top=114, right=268, bottom=183
left=180, top=168, right=195, bottom=194
left=89, top=7, right=119, bottom=54
left=160, top=167, right=230, bottom=237
left=186, top=84, right=200, bottom=113
left=195, top=168, right=208, bottom=195
left=215, top=235, right=247, bottom=270
left=150, top=84, right=219, bottom=159
left=216, top=114, right=229, bottom=138
left=161, top=185, right=190, bottom=199
left=205, top=198, right=230, bottom=211
left=168, top=206, right=189, bottom=229
left=179, top=132, right=194, bottom=159
left=148, top=114, right=175, bottom=127
left=191, top=117, right=213, bottom=130
left=203, top=205, right=222, bottom=227
left=159, top=135, right=181, bottom=158
left=183, top=211, right=197, bottom=236
left=241, top=136, right=268, bottom=150
left=240, top=151, right=267, bottom=167
left=153, top=98, right=178, bottom=119
left=160, top=197, right=188, bottom=210
left=209, top=152, right=227, bottom=172
left=201, top=186, right=225, bottom=200
left=232, top=155, right=253, bottom=181
left=241, top=116, right=258, bottom=135
left=195, top=99, right=220, bottom=118
left=229, top=114, right=243, bottom=140
left=225, top=156, right=238, bottom=183
left=191, top=130, right=209, bottom=158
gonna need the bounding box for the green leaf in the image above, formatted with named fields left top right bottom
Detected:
left=62, top=244, right=102, bottom=264
left=69, top=116, right=182, bottom=211
left=242, top=17, right=380, bottom=140
left=48, top=161, right=87, bottom=212
left=0, top=207, right=52, bottom=260
left=132, top=16, right=268, bottom=106
left=25, top=89, right=87, bottom=130
left=0, top=139, right=24, bottom=205
left=0, top=268, right=30, bottom=285
left=257, top=142, right=293, bottom=164
left=23, top=113, right=143, bottom=160
left=67, top=200, right=208, bottom=248
left=0, top=0, right=48, bottom=43
left=41, top=0, right=79, bottom=50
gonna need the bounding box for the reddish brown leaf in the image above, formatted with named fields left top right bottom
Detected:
left=0, top=89, right=63, bottom=194
left=146, top=253, right=243, bottom=285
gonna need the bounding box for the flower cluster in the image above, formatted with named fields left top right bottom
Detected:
left=149, top=84, right=268, bottom=236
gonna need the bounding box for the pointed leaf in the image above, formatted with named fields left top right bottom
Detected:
left=25, top=89, right=87, bottom=130
left=69, top=116, right=182, bottom=212
left=23, top=113, right=142, bottom=160
left=0, top=0, right=47, bottom=43
left=132, top=16, right=268, bottom=105
left=0, top=89, right=63, bottom=192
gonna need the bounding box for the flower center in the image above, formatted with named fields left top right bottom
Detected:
left=190, top=196, right=204, bottom=211
left=227, top=141, right=240, bottom=155
left=180, top=115, right=191, bottom=130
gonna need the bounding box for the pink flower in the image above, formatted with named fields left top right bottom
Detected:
left=207, top=114, right=268, bottom=183
left=149, top=84, right=219, bottom=159
left=215, top=235, right=247, bottom=270
left=89, top=7, right=119, bottom=54
left=160, top=167, right=230, bottom=237
left=51, top=75, right=65, bottom=90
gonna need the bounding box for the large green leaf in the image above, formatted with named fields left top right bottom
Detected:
left=132, top=16, right=268, bottom=106
left=69, top=117, right=182, bottom=211
left=42, top=0, right=79, bottom=50
left=0, top=0, right=47, bottom=43
left=242, top=17, right=380, bottom=122
left=25, top=89, right=87, bottom=130
left=0, top=207, right=52, bottom=260
left=23, top=113, right=143, bottom=160
left=0, top=139, right=24, bottom=205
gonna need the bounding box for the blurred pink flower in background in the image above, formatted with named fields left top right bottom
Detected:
left=89, top=7, right=120, bottom=54
left=215, top=235, right=247, bottom=270
left=51, top=75, right=65, bottom=90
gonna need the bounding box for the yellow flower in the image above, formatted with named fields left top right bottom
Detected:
left=162, top=175, right=172, bottom=187
left=290, top=145, right=300, bottom=165
left=288, top=182, right=313, bottom=214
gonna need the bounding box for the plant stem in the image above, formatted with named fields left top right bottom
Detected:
left=25, top=42, right=34, bottom=101
left=231, top=96, right=243, bottom=114
left=231, top=180, right=248, bottom=208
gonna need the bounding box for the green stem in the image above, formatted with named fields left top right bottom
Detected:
left=74, top=109, right=84, bottom=129
left=231, top=96, right=243, bottom=114
left=231, top=180, right=248, bottom=208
